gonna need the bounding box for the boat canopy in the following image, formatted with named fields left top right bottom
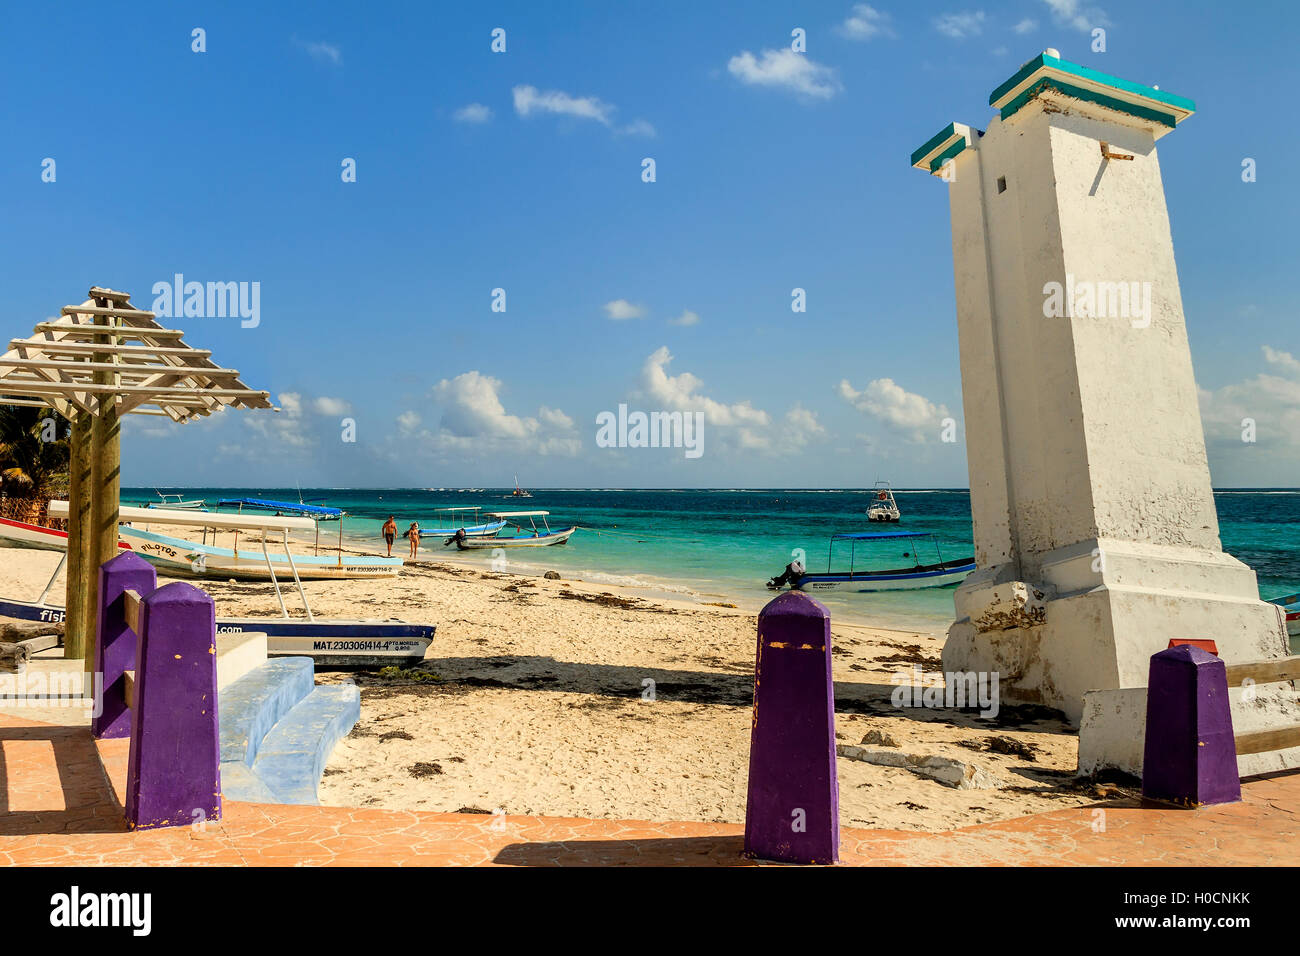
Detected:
left=434, top=505, right=483, bottom=512
left=490, top=510, right=549, bottom=518
left=49, top=501, right=317, bottom=532
left=217, top=497, right=344, bottom=519
left=832, top=531, right=932, bottom=540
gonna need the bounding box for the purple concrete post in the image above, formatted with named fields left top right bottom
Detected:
left=1142, top=644, right=1241, bottom=807
left=92, top=552, right=156, bottom=739
left=124, top=581, right=222, bottom=830
left=744, top=590, right=839, bottom=864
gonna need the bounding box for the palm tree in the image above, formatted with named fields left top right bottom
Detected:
left=0, top=406, right=71, bottom=523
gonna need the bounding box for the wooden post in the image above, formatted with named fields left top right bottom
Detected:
left=64, top=411, right=91, bottom=659
left=86, top=305, right=121, bottom=673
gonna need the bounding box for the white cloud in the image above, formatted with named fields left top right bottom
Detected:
left=933, top=11, right=986, bottom=39
left=431, top=371, right=579, bottom=456
left=618, top=119, right=657, bottom=137
left=294, top=38, right=341, bottom=65
left=641, top=347, right=769, bottom=428
left=604, top=299, right=646, bottom=320
left=1013, top=17, right=1038, bottom=34
left=838, top=4, right=896, bottom=40
left=727, top=48, right=842, bottom=100
left=1263, top=346, right=1300, bottom=375
left=779, top=404, right=826, bottom=450
left=453, top=103, right=493, bottom=124
left=538, top=406, right=574, bottom=430
left=512, top=85, right=653, bottom=138
left=669, top=309, right=700, bottom=327
left=312, top=396, right=350, bottom=416
left=1199, top=348, right=1300, bottom=480
left=396, top=410, right=422, bottom=433
left=513, top=85, right=615, bottom=125
left=278, top=392, right=303, bottom=416
left=1040, top=0, right=1110, bottom=32
left=838, top=377, right=950, bottom=441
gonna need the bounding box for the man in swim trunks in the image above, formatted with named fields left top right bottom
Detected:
left=382, top=516, right=397, bottom=556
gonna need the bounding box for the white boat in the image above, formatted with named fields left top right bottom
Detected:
left=768, top=531, right=974, bottom=592
left=36, top=501, right=433, bottom=666
left=453, top=511, right=575, bottom=549
left=147, top=491, right=206, bottom=510
left=417, top=506, right=507, bottom=544
left=0, top=516, right=132, bottom=554
left=507, top=474, right=533, bottom=499
left=117, top=525, right=402, bottom=580
left=867, top=481, right=901, bottom=522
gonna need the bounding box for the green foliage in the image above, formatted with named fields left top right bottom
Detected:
left=0, top=406, right=70, bottom=501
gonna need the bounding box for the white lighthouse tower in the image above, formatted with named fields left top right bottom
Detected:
left=912, top=50, right=1296, bottom=773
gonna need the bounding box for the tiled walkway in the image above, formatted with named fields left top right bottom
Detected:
left=1, top=712, right=1295, bottom=866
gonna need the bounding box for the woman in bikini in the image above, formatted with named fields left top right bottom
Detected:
left=407, top=521, right=421, bottom=558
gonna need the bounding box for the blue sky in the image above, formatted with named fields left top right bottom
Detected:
left=2, top=0, right=1296, bottom=488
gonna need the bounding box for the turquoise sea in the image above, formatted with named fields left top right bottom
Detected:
left=122, top=488, right=1300, bottom=635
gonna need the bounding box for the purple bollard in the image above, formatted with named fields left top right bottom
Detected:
left=92, top=552, right=156, bottom=739
left=1142, top=644, right=1241, bottom=807
left=125, top=581, right=222, bottom=830
left=744, top=590, right=839, bottom=864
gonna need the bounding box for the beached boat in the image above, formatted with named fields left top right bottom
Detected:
left=117, top=525, right=402, bottom=580
left=0, top=516, right=132, bottom=554
left=1266, top=591, right=1300, bottom=637
left=147, top=491, right=206, bottom=510
left=34, top=502, right=433, bottom=666
left=867, top=481, right=901, bottom=522
left=453, top=511, right=575, bottom=549
left=0, top=593, right=433, bottom=667
left=768, top=531, right=974, bottom=592
left=417, top=506, right=507, bottom=544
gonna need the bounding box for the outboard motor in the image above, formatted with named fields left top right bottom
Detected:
left=766, top=558, right=806, bottom=590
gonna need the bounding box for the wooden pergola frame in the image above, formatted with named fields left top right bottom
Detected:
left=0, top=286, right=275, bottom=664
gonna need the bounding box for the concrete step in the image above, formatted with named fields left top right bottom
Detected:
left=218, top=657, right=315, bottom=767
left=218, top=760, right=279, bottom=804
left=250, top=684, right=361, bottom=804
left=216, top=632, right=268, bottom=690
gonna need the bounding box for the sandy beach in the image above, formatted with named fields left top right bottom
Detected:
left=0, top=536, right=1120, bottom=833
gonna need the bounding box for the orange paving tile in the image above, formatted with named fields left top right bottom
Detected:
left=2, top=711, right=1296, bottom=866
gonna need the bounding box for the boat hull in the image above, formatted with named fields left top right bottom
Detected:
left=0, top=517, right=132, bottom=554
left=119, top=526, right=401, bottom=580
left=455, top=527, right=576, bottom=549
left=418, top=519, right=506, bottom=541
left=796, top=558, right=976, bottom=592
left=0, top=597, right=433, bottom=667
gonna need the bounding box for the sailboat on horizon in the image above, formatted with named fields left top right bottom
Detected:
left=508, top=474, right=533, bottom=499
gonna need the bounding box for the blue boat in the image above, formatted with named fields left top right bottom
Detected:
left=416, top=506, right=507, bottom=543
left=770, top=531, right=975, bottom=592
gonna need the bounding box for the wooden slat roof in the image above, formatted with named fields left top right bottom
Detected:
left=0, top=286, right=274, bottom=422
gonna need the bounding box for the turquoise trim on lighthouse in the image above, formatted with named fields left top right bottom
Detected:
left=910, top=122, right=978, bottom=173
left=989, top=51, right=1195, bottom=131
